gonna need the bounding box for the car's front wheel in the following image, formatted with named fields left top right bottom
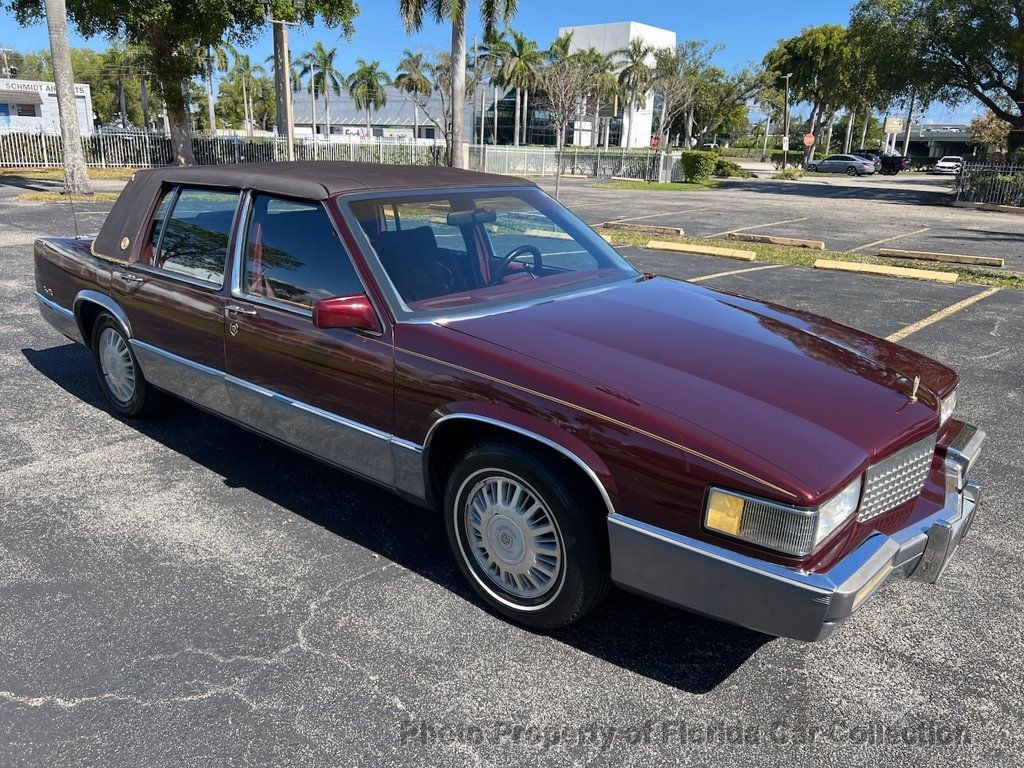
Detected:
left=90, top=313, right=161, bottom=417
left=807, top=163, right=818, bottom=172
left=846, top=166, right=858, bottom=176
left=444, top=440, right=610, bottom=630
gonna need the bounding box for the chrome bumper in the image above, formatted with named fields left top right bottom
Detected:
left=35, top=291, right=84, bottom=344
left=608, top=423, right=985, bottom=642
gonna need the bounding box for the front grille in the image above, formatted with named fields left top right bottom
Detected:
left=858, top=435, right=936, bottom=522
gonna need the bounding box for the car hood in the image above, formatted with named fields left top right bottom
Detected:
left=443, top=276, right=954, bottom=500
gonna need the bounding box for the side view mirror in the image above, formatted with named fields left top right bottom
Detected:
left=313, top=293, right=382, bottom=333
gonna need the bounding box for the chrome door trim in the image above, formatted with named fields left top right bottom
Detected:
left=127, top=339, right=424, bottom=499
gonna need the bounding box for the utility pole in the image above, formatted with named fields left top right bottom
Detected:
left=780, top=73, right=793, bottom=170
left=0, top=48, right=11, bottom=78
left=264, top=0, right=303, bottom=161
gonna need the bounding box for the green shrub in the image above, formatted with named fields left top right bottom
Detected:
left=713, top=158, right=750, bottom=178
left=679, top=150, right=718, bottom=182
left=776, top=167, right=804, bottom=180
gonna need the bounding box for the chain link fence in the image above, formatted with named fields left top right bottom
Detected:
left=956, top=163, right=1024, bottom=207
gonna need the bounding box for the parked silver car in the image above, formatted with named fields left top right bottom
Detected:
left=806, top=154, right=877, bottom=176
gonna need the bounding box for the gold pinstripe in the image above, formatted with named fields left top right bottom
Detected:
left=396, top=345, right=798, bottom=500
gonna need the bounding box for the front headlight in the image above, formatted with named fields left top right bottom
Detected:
left=940, top=390, right=957, bottom=426
left=704, top=478, right=862, bottom=556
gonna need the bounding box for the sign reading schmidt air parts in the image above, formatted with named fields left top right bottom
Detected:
left=0, top=79, right=93, bottom=134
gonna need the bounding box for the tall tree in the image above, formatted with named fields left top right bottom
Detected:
left=537, top=48, right=596, bottom=198
left=226, top=54, right=266, bottom=135
left=399, top=0, right=516, bottom=167
left=347, top=58, right=391, bottom=137
left=614, top=38, right=655, bottom=149
left=298, top=42, right=344, bottom=137
left=43, top=0, right=91, bottom=194
left=7, top=0, right=358, bottom=164
left=202, top=41, right=236, bottom=134
left=649, top=41, right=719, bottom=150
left=852, top=0, right=1024, bottom=152
left=763, top=25, right=855, bottom=162
left=395, top=49, right=432, bottom=140
left=573, top=47, right=618, bottom=148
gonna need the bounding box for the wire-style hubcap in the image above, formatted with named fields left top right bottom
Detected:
left=464, top=474, right=563, bottom=601
left=98, top=327, right=136, bottom=404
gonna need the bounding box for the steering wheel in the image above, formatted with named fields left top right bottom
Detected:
left=490, top=244, right=543, bottom=286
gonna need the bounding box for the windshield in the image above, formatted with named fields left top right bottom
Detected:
left=941, top=156, right=962, bottom=162
left=343, top=187, right=639, bottom=318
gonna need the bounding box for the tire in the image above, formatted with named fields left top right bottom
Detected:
left=91, top=313, right=161, bottom=417
left=807, top=164, right=818, bottom=172
left=444, top=440, right=611, bottom=630
left=846, top=166, right=857, bottom=176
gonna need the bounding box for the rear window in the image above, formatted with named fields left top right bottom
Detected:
left=150, top=187, right=239, bottom=286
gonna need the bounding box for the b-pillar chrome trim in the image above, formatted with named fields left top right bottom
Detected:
left=129, top=339, right=426, bottom=500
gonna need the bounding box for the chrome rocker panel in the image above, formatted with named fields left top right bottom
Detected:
left=608, top=423, right=985, bottom=642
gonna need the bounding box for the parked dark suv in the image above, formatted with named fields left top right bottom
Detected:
left=854, top=149, right=910, bottom=175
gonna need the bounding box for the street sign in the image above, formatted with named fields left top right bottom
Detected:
left=803, top=133, right=815, bottom=147
left=883, top=116, right=904, bottom=134
left=782, top=136, right=790, bottom=151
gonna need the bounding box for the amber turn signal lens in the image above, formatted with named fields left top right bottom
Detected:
left=706, top=490, right=744, bottom=536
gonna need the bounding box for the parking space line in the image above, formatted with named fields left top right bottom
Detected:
left=611, top=207, right=710, bottom=223
left=707, top=217, right=809, bottom=238
left=688, top=264, right=787, bottom=283
left=849, top=227, right=931, bottom=253
left=886, top=287, right=1001, bottom=343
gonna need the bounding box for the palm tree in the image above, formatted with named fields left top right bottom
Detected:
left=394, top=50, right=432, bottom=140
left=347, top=59, right=391, bottom=137
left=227, top=54, right=266, bottom=135
left=576, top=47, right=618, bottom=148
left=202, top=42, right=237, bottom=134
left=615, top=38, right=655, bottom=149
left=44, top=0, right=92, bottom=190
left=399, top=0, right=517, bottom=166
left=298, top=42, right=344, bottom=138
left=480, top=30, right=510, bottom=143
left=486, top=29, right=540, bottom=146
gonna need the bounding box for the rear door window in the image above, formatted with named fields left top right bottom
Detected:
left=239, top=195, right=363, bottom=310
left=151, top=187, right=239, bottom=286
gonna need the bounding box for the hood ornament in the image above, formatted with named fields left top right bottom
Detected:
left=909, top=375, right=920, bottom=403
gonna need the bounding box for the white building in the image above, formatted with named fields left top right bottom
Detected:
left=558, top=21, right=676, bottom=148
left=0, top=78, right=94, bottom=134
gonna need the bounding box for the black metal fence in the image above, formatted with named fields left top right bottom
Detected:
left=956, top=163, right=1024, bottom=207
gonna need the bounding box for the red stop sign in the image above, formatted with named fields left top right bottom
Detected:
left=803, top=133, right=816, bottom=147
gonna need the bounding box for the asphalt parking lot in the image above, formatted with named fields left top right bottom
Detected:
left=539, top=175, right=1024, bottom=266
left=1, top=182, right=1023, bottom=767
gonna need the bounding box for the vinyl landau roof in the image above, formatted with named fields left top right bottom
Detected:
left=95, top=161, right=535, bottom=261
left=133, top=161, right=533, bottom=200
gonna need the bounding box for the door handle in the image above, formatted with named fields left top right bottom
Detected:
left=225, top=304, right=257, bottom=318
left=114, top=271, right=145, bottom=284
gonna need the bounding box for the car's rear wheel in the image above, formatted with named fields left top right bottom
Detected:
left=846, top=166, right=858, bottom=176
left=91, top=313, right=161, bottom=417
left=444, top=440, right=610, bottom=630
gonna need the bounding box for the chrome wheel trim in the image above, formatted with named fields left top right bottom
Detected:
left=98, top=327, right=136, bottom=404
left=455, top=469, right=565, bottom=610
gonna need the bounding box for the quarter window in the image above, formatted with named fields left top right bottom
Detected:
left=152, top=187, right=239, bottom=286
left=240, top=195, right=363, bottom=309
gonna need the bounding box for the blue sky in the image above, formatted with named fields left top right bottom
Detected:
left=0, top=0, right=977, bottom=122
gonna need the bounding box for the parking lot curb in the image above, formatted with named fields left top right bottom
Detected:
left=814, top=259, right=958, bottom=283
left=646, top=241, right=756, bottom=261
left=879, top=248, right=1004, bottom=268
left=603, top=222, right=685, bottom=237
left=727, top=233, right=825, bottom=249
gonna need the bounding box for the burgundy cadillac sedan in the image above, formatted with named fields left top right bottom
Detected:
left=33, top=162, right=984, bottom=641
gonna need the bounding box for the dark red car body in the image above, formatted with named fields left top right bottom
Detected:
left=33, top=162, right=984, bottom=641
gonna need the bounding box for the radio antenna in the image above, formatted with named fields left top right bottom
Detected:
left=61, top=166, right=81, bottom=239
